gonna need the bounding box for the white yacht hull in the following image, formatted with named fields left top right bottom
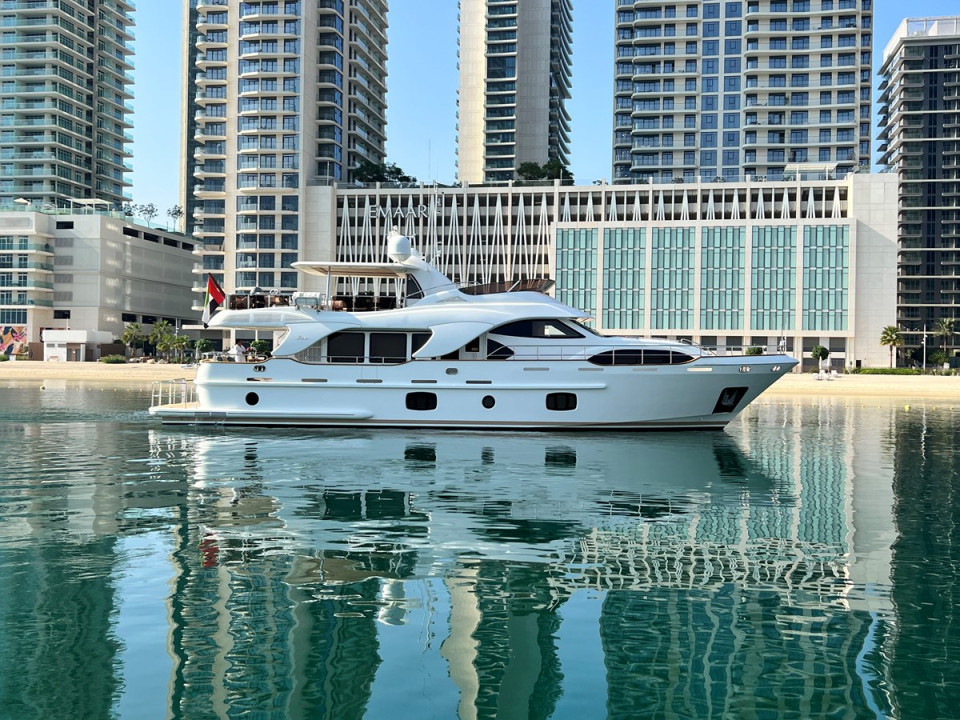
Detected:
left=150, top=355, right=795, bottom=430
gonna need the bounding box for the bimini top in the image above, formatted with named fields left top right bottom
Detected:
left=291, top=261, right=409, bottom=279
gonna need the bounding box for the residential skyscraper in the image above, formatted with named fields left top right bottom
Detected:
left=613, top=0, right=873, bottom=183
left=879, top=17, right=960, bottom=359
left=0, top=0, right=134, bottom=207
left=183, top=0, right=388, bottom=294
left=457, top=0, right=573, bottom=184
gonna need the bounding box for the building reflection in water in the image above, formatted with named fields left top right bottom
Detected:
left=135, top=399, right=900, bottom=719
left=4, top=382, right=937, bottom=718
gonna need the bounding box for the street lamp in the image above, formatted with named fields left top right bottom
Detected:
left=922, top=324, right=927, bottom=371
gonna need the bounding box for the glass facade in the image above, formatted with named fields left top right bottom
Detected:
left=650, top=228, right=694, bottom=329
left=700, top=227, right=745, bottom=330
left=802, top=225, right=848, bottom=331
left=751, top=226, right=797, bottom=331
left=555, top=229, right=597, bottom=323
left=603, top=228, right=645, bottom=329
left=557, top=220, right=850, bottom=340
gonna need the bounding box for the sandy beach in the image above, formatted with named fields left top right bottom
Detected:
left=1, top=360, right=197, bottom=385
left=2, top=360, right=959, bottom=399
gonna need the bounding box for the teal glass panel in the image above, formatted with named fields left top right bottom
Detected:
left=750, top=226, right=797, bottom=332
left=700, top=227, right=745, bottom=331
left=650, top=227, right=694, bottom=330
left=556, top=228, right=598, bottom=323
left=801, top=225, right=849, bottom=331
left=602, top=227, right=645, bottom=330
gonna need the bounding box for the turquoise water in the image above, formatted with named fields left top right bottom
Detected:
left=0, top=382, right=958, bottom=719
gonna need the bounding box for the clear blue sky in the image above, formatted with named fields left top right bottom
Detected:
left=129, top=0, right=958, bottom=215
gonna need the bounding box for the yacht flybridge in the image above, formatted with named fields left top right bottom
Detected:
left=150, top=231, right=797, bottom=429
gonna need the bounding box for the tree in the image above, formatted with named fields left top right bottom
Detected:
left=194, top=338, right=213, bottom=357
left=148, top=320, right=174, bottom=360
left=166, top=204, right=183, bottom=231
left=120, top=322, right=146, bottom=356
left=171, top=334, right=192, bottom=363
left=353, top=159, right=415, bottom=184
left=811, top=345, right=830, bottom=371
left=132, top=203, right=158, bottom=226
left=879, top=325, right=903, bottom=369
left=517, top=162, right=546, bottom=181
left=934, top=318, right=955, bottom=355
left=745, top=346, right=763, bottom=356
left=543, top=158, right=572, bottom=181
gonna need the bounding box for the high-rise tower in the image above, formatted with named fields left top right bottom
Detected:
left=183, top=0, right=388, bottom=294
left=879, top=17, right=960, bottom=359
left=0, top=0, right=134, bottom=207
left=457, top=0, right=573, bottom=184
left=613, top=0, right=873, bottom=183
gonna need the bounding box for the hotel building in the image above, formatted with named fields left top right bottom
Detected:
left=0, top=0, right=134, bottom=207
left=879, top=17, right=960, bottom=358
left=457, top=0, right=573, bottom=184
left=182, top=0, right=388, bottom=296
left=612, top=0, right=874, bottom=183
left=291, top=175, right=896, bottom=369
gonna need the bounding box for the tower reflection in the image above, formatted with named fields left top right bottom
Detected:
left=150, top=410, right=896, bottom=718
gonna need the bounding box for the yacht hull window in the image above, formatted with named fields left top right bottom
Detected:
left=406, top=392, right=438, bottom=411
left=546, top=392, right=578, bottom=411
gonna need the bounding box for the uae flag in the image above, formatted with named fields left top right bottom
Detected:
left=202, top=274, right=225, bottom=328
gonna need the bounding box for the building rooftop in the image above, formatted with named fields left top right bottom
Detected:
left=883, top=16, right=960, bottom=65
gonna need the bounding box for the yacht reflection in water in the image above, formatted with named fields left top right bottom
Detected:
left=148, top=425, right=893, bottom=720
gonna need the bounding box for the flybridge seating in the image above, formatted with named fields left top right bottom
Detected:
left=226, top=290, right=398, bottom=312
left=225, top=276, right=557, bottom=313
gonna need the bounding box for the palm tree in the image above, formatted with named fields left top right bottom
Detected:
left=934, top=318, right=956, bottom=357
left=120, top=322, right=146, bottom=357
left=879, top=325, right=903, bottom=369
left=171, top=334, right=192, bottom=363
left=148, top=320, right=173, bottom=360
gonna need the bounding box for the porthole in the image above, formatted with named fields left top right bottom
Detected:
left=245, top=392, right=259, bottom=406
left=482, top=395, right=495, bottom=409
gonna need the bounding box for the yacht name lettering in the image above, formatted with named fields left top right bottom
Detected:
left=369, top=205, right=429, bottom=219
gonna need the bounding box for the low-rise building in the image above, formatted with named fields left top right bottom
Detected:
left=0, top=209, right=196, bottom=359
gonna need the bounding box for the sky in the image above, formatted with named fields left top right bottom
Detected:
left=128, top=0, right=959, bottom=218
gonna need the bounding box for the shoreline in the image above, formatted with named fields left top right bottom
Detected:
left=2, top=360, right=959, bottom=399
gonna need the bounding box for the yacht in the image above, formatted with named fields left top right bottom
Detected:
left=150, top=231, right=797, bottom=429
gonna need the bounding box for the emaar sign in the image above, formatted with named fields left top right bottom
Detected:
left=369, top=205, right=429, bottom=219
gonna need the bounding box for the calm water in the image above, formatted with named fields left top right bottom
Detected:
left=0, top=381, right=959, bottom=720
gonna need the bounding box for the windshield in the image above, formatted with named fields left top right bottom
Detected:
left=571, top=319, right=601, bottom=336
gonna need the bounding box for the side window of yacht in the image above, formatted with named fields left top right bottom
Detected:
left=411, top=332, right=431, bottom=355
left=405, top=275, right=424, bottom=301
left=588, top=349, right=695, bottom=366
left=327, top=332, right=365, bottom=363
left=486, top=339, right=514, bottom=359
left=492, top=320, right=584, bottom=339
left=369, top=332, right=408, bottom=363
